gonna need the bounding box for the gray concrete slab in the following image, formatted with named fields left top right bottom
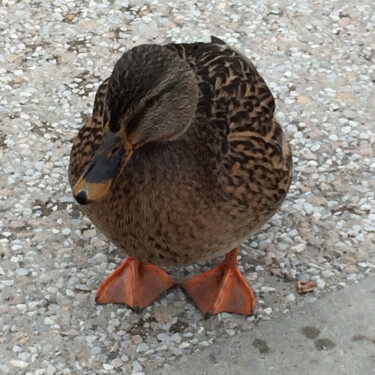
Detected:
left=161, top=276, right=375, bottom=375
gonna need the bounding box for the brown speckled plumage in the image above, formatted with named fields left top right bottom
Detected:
left=69, top=37, right=292, bottom=266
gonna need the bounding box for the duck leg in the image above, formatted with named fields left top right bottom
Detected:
left=183, top=248, right=256, bottom=316
left=96, top=257, right=173, bottom=311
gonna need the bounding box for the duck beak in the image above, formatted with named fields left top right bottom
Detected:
left=72, top=130, right=133, bottom=205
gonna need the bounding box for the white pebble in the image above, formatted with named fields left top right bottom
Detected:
left=18, top=352, right=30, bottom=361
left=2, top=280, right=14, bottom=286
left=46, top=364, right=56, bottom=375
left=316, top=279, right=326, bottom=289
left=291, top=243, right=305, bottom=253
left=62, top=228, right=71, bottom=235
left=322, top=270, right=334, bottom=278
left=16, top=268, right=28, bottom=276
left=303, top=203, right=314, bottom=214
left=10, top=360, right=28, bottom=369
left=347, top=273, right=357, bottom=281
left=179, top=342, right=191, bottom=348
left=44, top=317, right=55, bottom=325
left=264, top=307, right=272, bottom=315
left=329, top=134, right=339, bottom=141
left=132, top=360, right=143, bottom=373
left=136, top=343, right=148, bottom=352
left=261, top=286, right=276, bottom=292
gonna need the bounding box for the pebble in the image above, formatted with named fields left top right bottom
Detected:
left=261, top=287, right=276, bottom=292
left=46, top=364, right=56, bottom=375
left=316, top=279, right=326, bottom=289
left=10, top=360, right=28, bottom=369
left=133, top=361, right=143, bottom=373
left=0, top=365, right=10, bottom=374
left=137, top=343, right=149, bottom=353
left=44, top=317, right=55, bottom=325
left=18, top=352, right=30, bottom=361
left=2, top=280, right=15, bottom=286
left=322, top=270, right=335, bottom=278
left=16, top=268, right=29, bottom=276
left=347, top=274, right=357, bottom=281
left=291, top=243, right=306, bottom=253
left=179, top=342, right=191, bottom=348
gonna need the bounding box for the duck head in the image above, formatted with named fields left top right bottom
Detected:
left=72, top=44, right=198, bottom=205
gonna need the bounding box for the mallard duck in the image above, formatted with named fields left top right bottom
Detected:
left=69, top=37, right=292, bottom=316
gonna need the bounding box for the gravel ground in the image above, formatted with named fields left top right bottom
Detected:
left=0, top=0, right=374, bottom=374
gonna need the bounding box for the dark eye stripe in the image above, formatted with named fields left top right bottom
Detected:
left=125, top=82, right=176, bottom=136
left=126, top=106, right=148, bottom=136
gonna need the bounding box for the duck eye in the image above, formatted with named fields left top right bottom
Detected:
left=145, top=97, right=156, bottom=109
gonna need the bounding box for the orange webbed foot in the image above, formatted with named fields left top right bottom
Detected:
left=183, top=248, right=256, bottom=316
left=96, top=257, right=173, bottom=311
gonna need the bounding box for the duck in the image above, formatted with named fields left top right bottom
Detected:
left=69, top=37, right=292, bottom=316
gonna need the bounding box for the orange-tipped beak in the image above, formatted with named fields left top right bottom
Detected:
left=72, top=131, right=133, bottom=205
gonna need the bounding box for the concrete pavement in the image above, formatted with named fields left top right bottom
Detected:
left=161, top=276, right=375, bottom=375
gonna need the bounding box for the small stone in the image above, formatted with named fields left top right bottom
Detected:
left=2, top=280, right=14, bottom=286
left=136, top=343, right=148, bottom=353
left=44, top=317, right=55, bottom=325
left=141, top=16, right=152, bottom=23
left=132, top=335, right=143, bottom=344
left=111, top=358, right=123, bottom=368
left=329, top=134, right=338, bottom=142
left=157, top=333, right=170, bottom=342
left=261, top=286, right=276, bottom=292
left=179, top=342, right=191, bottom=348
left=91, top=346, right=101, bottom=355
left=65, top=14, right=75, bottom=21
left=303, top=203, right=314, bottom=214
left=16, top=268, right=28, bottom=276
left=132, top=360, right=142, bottom=373
left=297, top=95, right=311, bottom=104
left=0, top=365, right=9, bottom=374
left=199, top=341, right=210, bottom=347
left=291, top=243, right=305, bottom=253
left=286, top=293, right=296, bottom=302
left=264, top=307, right=272, bottom=315
left=270, top=8, right=281, bottom=15
left=347, top=273, right=357, bottom=281
left=316, top=279, right=326, bottom=289
left=338, top=18, right=350, bottom=27
left=344, top=265, right=358, bottom=273
left=297, top=273, right=310, bottom=282
left=46, top=364, right=56, bottom=375
left=109, top=318, right=120, bottom=327
left=270, top=268, right=282, bottom=277
left=358, top=262, right=368, bottom=268
left=322, top=270, right=334, bottom=278
left=10, top=360, right=28, bottom=369
left=18, top=352, right=30, bottom=361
